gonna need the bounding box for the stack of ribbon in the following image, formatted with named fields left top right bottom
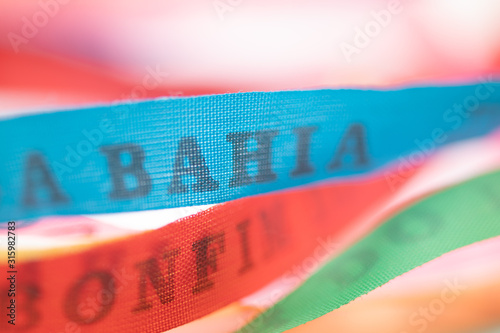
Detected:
left=1, top=1, right=500, bottom=332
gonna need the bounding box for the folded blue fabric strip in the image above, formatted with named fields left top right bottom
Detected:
left=1, top=82, right=499, bottom=222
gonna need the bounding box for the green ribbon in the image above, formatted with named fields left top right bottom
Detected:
left=239, top=170, right=500, bottom=332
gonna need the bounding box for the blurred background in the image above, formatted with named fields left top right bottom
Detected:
left=1, top=0, right=500, bottom=111
left=1, top=0, right=500, bottom=332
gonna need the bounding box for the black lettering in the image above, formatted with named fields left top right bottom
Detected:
left=227, top=130, right=278, bottom=187
left=236, top=220, right=253, bottom=274
left=168, top=137, right=219, bottom=194
left=100, top=144, right=152, bottom=199
left=192, top=232, right=225, bottom=294
left=1, top=284, right=40, bottom=330
left=23, top=152, right=68, bottom=207
left=133, top=249, right=180, bottom=312
left=261, top=205, right=287, bottom=259
left=64, top=271, right=115, bottom=324
left=290, top=126, right=317, bottom=177
left=328, top=123, right=368, bottom=170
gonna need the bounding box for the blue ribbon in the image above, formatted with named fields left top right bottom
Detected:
left=1, top=82, right=499, bottom=222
